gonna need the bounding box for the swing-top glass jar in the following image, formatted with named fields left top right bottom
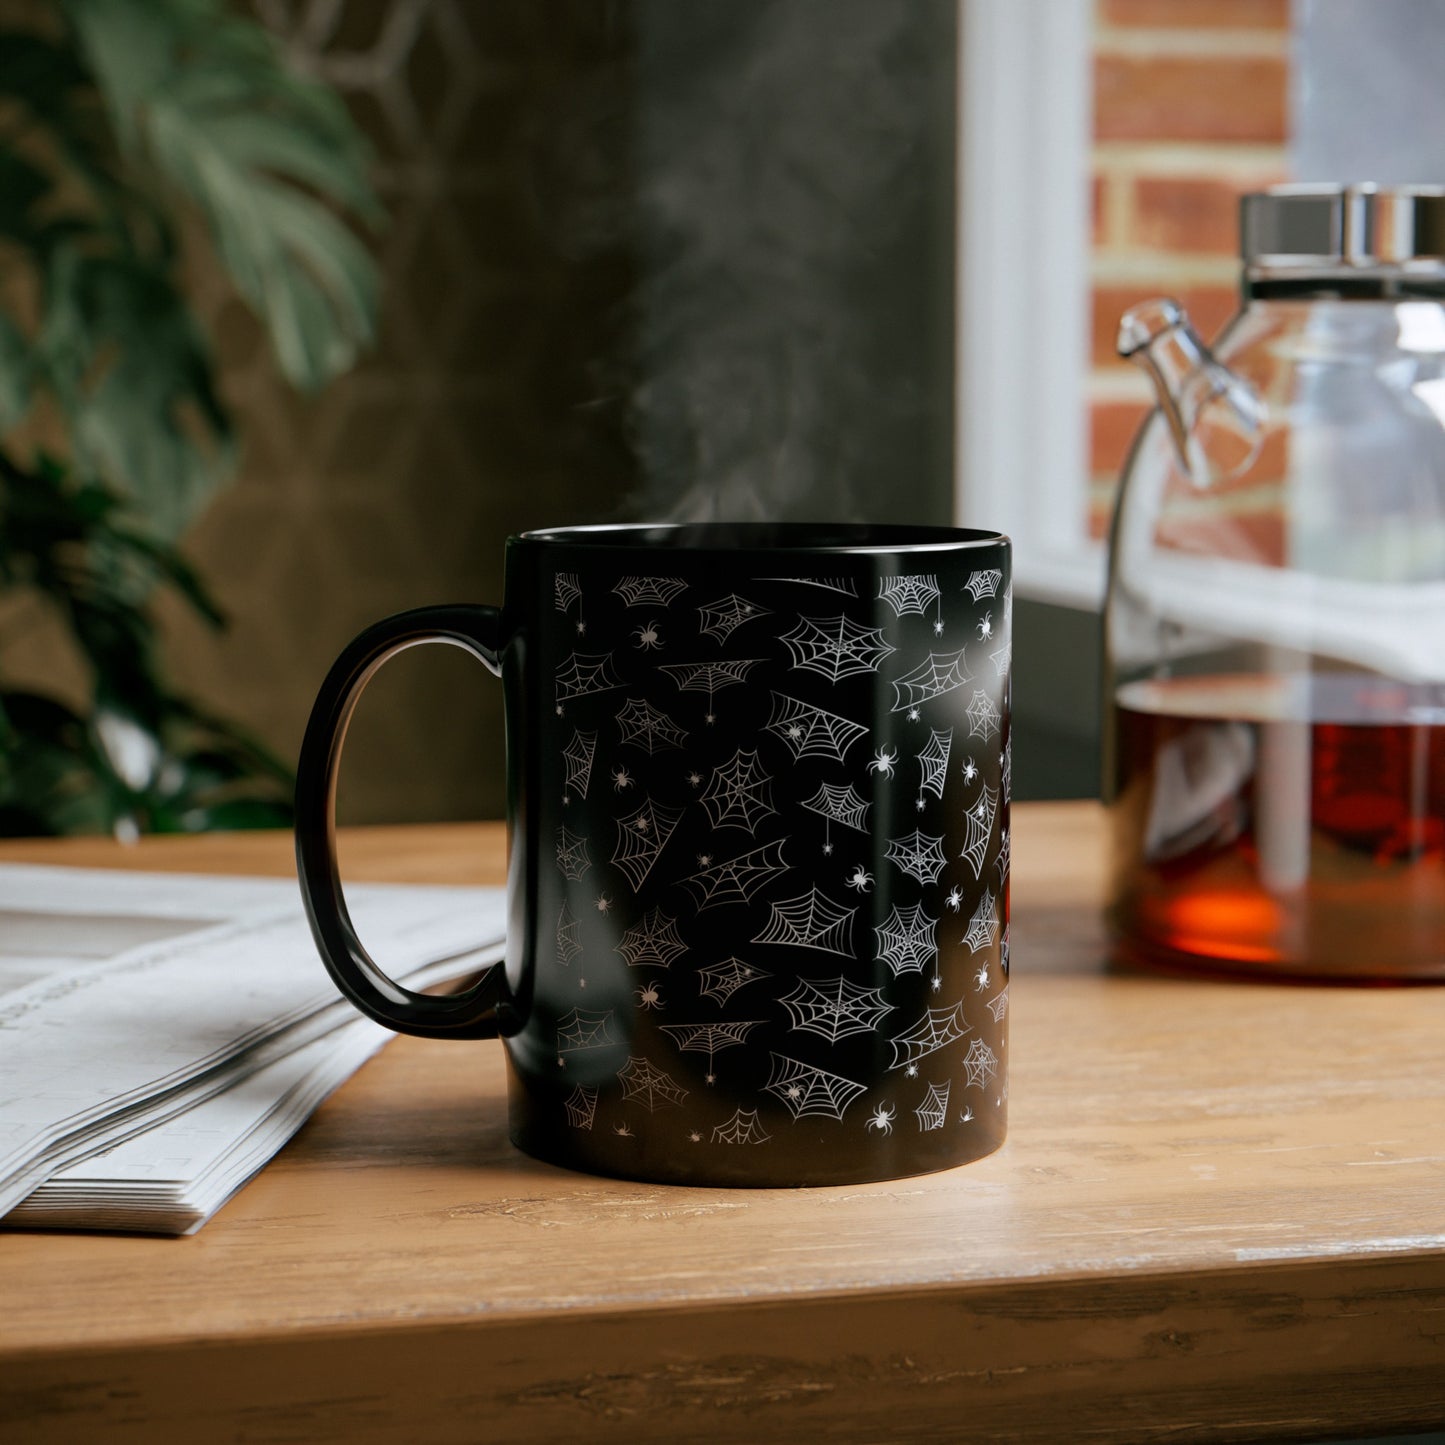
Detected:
left=1106, top=184, right=1445, bottom=980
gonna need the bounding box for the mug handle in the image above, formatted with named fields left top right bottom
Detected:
left=295, top=605, right=509, bottom=1040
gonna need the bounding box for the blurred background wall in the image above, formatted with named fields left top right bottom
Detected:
left=154, top=0, right=958, bottom=825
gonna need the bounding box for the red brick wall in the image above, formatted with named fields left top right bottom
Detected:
left=1088, top=0, right=1291, bottom=538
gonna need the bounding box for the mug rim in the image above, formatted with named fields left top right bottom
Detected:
left=514, top=521, right=1009, bottom=556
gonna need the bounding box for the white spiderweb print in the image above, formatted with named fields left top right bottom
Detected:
left=960, top=784, right=998, bottom=879
left=612, top=796, right=684, bottom=890
left=562, top=729, right=598, bottom=798
left=712, top=1108, right=771, bottom=1145
left=697, top=957, right=771, bottom=1007
left=614, top=907, right=688, bottom=968
left=780, top=614, right=896, bottom=683
left=658, top=1021, right=763, bottom=1083
left=617, top=1056, right=688, bottom=1111
left=878, top=574, right=942, bottom=620
left=658, top=659, right=764, bottom=720
left=966, top=689, right=1002, bottom=743
left=555, top=572, right=582, bottom=613
left=563, top=1084, right=598, bottom=1129
left=964, top=568, right=1003, bottom=602
left=986, top=989, right=1009, bottom=1022
left=555, top=652, right=626, bottom=700
left=753, top=887, right=856, bottom=956
left=962, top=1037, right=999, bottom=1089
left=963, top=888, right=999, bottom=954
left=890, top=649, right=972, bottom=712
left=800, top=780, right=870, bottom=852
left=555, top=826, right=591, bottom=881
left=613, top=576, right=688, bottom=608
left=889, top=1001, right=971, bottom=1070
left=697, top=593, right=771, bottom=644
left=682, top=841, right=789, bottom=911
left=916, top=728, right=952, bottom=802
left=778, top=975, right=894, bottom=1043
left=915, top=1080, right=950, bottom=1131
left=557, top=1007, right=618, bottom=1054
left=556, top=901, right=582, bottom=966
left=764, top=1053, right=868, bottom=1122
left=758, top=576, right=859, bottom=596
left=698, top=749, right=776, bottom=832
left=874, top=902, right=938, bottom=977
left=884, top=829, right=949, bottom=886
left=766, top=692, right=869, bottom=765
left=615, top=697, right=688, bottom=754
left=996, top=826, right=1010, bottom=886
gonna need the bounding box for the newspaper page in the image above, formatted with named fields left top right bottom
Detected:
left=0, top=865, right=506, bottom=1231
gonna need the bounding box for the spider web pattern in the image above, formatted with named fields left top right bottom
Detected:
left=555, top=826, right=591, bottom=881
left=915, top=1080, right=951, bottom=1131
left=917, top=728, right=953, bottom=801
left=800, top=781, right=870, bottom=834
left=556, top=901, right=582, bottom=966
left=986, top=989, right=1009, bottom=1022
left=555, top=652, right=626, bottom=700
left=764, top=1053, right=868, bottom=1122
left=563, top=1084, right=598, bottom=1129
left=615, top=907, right=688, bottom=968
left=758, top=576, right=860, bottom=596
left=780, top=614, right=896, bottom=683
left=697, top=593, right=771, bottom=644
left=555, top=572, right=582, bottom=613
left=874, top=902, right=939, bottom=976
left=878, top=574, right=942, bottom=619
left=712, top=1108, right=771, bottom=1145
left=996, top=826, right=1011, bottom=886
left=613, top=575, right=688, bottom=608
left=965, top=568, right=1003, bottom=602
left=890, top=649, right=973, bottom=712
left=562, top=729, right=598, bottom=798
left=617, top=1055, right=689, bottom=1111
left=963, top=888, right=999, bottom=954
left=682, top=841, right=789, bottom=910
left=766, top=692, right=869, bottom=764
left=884, top=829, right=949, bottom=886
left=698, top=749, right=777, bottom=832
left=612, top=797, right=684, bottom=891
left=615, top=697, right=689, bottom=754
left=659, top=1020, right=763, bottom=1072
left=966, top=689, right=1002, bottom=743
left=1001, top=924, right=1010, bottom=978
left=753, top=887, right=856, bottom=956
left=961, top=784, right=998, bottom=878
left=778, top=975, right=894, bottom=1043
left=963, top=1037, right=999, bottom=1088
left=697, top=957, right=772, bottom=1006
left=557, top=1008, right=619, bottom=1053
left=1002, top=740, right=1012, bottom=804
left=991, top=639, right=1012, bottom=677
left=658, top=658, right=764, bottom=705
left=889, top=1001, right=971, bottom=1070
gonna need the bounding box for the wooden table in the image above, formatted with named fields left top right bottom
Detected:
left=2, top=803, right=1443, bottom=1444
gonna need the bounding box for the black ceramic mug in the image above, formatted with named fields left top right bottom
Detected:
left=296, top=523, right=1012, bottom=1186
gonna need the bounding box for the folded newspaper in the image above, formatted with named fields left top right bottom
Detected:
left=0, top=864, right=505, bottom=1235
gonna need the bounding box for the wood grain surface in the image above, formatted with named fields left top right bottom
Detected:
left=2, top=804, right=1444, bottom=1443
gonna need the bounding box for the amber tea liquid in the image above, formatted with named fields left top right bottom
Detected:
left=1110, top=674, right=1445, bottom=979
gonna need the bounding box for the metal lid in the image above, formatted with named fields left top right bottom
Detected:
left=1241, top=184, right=1445, bottom=270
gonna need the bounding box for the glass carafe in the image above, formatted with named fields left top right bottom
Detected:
left=1105, top=184, right=1445, bottom=980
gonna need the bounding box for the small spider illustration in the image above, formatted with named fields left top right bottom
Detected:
left=907, top=707, right=922, bottom=722
left=844, top=864, right=874, bottom=894
left=634, top=815, right=652, bottom=833
left=633, top=619, right=663, bottom=650
left=945, top=885, right=964, bottom=912
left=787, top=723, right=804, bottom=741
left=865, top=1104, right=895, bottom=1135
left=822, top=841, right=835, bottom=857
left=595, top=893, right=613, bottom=914
left=905, top=1063, right=919, bottom=1079
left=930, top=975, right=942, bottom=992
left=686, top=771, right=704, bottom=788
left=611, top=765, right=634, bottom=791
left=688, top=1130, right=702, bottom=1143
left=635, top=981, right=664, bottom=1011
left=613, top=1122, right=633, bottom=1137
left=914, top=796, right=926, bottom=812
left=977, top=612, right=993, bottom=640
left=961, top=756, right=978, bottom=783
left=932, top=617, right=945, bottom=636
left=696, top=853, right=713, bottom=868
left=960, top=1105, right=974, bottom=1123
left=974, top=963, right=990, bottom=991
left=867, top=746, right=899, bottom=778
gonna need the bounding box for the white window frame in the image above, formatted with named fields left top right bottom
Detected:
left=954, top=0, right=1104, bottom=610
